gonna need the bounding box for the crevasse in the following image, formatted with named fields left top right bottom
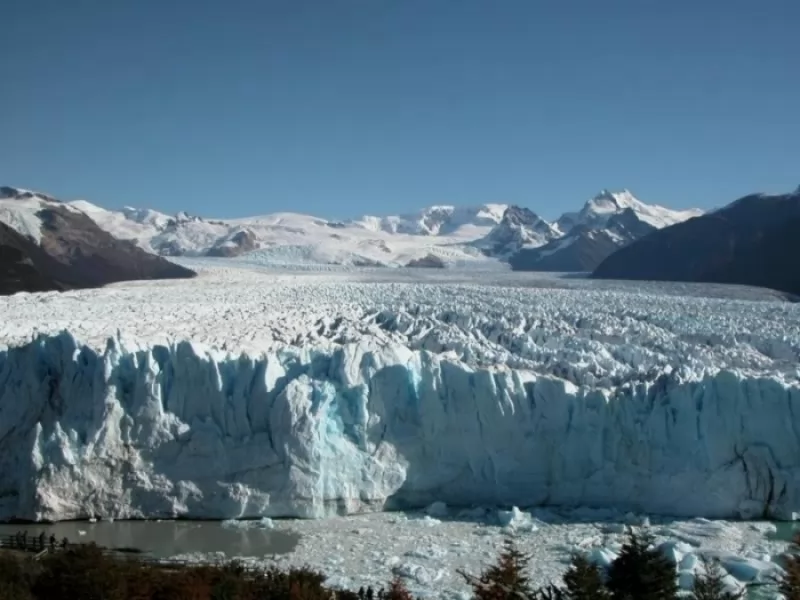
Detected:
left=0, top=331, right=798, bottom=522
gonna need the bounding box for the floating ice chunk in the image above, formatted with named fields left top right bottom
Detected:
left=678, top=569, right=696, bottom=590
left=586, top=547, right=618, bottom=569
left=393, top=563, right=444, bottom=585
left=656, top=541, right=684, bottom=565
left=603, top=523, right=626, bottom=534
left=748, top=522, right=778, bottom=535
left=496, top=506, right=538, bottom=531
left=405, top=544, right=447, bottom=560
left=679, top=552, right=699, bottom=571
left=78, top=530, right=87, bottom=536
left=720, top=573, right=746, bottom=594
left=221, top=517, right=275, bottom=529
left=721, top=555, right=782, bottom=583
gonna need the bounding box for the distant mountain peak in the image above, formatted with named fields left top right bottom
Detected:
left=0, top=186, right=59, bottom=204
left=556, top=189, right=702, bottom=235
left=586, top=189, right=641, bottom=212
left=473, top=204, right=560, bottom=257
left=350, top=203, right=507, bottom=237
left=501, top=205, right=545, bottom=225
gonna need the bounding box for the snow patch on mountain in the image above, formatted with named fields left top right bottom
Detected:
left=350, top=204, right=507, bottom=237
left=557, top=189, right=702, bottom=233
left=0, top=187, right=82, bottom=243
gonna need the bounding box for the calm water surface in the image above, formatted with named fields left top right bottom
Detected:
left=0, top=520, right=299, bottom=559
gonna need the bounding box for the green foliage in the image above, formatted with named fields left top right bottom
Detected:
left=468, top=538, right=535, bottom=600
left=458, top=537, right=536, bottom=599
left=562, top=554, right=609, bottom=600
left=605, top=528, right=678, bottom=600
left=690, top=557, right=742, bottom=600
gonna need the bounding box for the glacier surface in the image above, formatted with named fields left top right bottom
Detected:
left=0, top=264, right=799, bottom=522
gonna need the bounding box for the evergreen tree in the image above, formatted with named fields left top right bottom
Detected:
left=690, top=557, right=742, bottom=600
left=562, top=554, right=609, bottom=600
left=606, top=528, right=678, bottom=600
left=465, top=538, right=534, bottom=600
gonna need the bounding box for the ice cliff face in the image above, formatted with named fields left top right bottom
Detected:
left=1, top=331, right=798, bottom=522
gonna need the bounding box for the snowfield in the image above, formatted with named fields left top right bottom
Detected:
left=2, top=261, right=799, bottom=596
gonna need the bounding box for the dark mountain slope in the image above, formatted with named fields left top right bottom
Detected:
left=509, top=208, right=657, bottom=272
left=0, top=221, right=69, bottom=294
left=592, top=190, right=800, bottom=296
left=1, top=205, right=196, bottom=295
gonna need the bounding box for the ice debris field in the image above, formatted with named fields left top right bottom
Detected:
left=1, top=261, right=799, bottom=597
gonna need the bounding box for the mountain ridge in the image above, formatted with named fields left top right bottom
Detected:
left=0, top=185, right=701, bottom=270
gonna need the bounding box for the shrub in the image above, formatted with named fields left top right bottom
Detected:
left=383, top=575, right=415, bottom=600
left=32, top=543, right=128, bottom=600
left=605, top=528, right=678, bottom=600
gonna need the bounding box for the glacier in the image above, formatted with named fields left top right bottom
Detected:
left=1, top=326, right=799, bottom=523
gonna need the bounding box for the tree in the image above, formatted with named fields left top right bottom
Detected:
left=605, top=528, right=678, bottom=600
left=562, top=554, right=609, bottom=600
left=690, top=557, right=742, bottom=600
left=383, top=575, right=414, bottom=600
left=460, top=538, right=534, bottom=600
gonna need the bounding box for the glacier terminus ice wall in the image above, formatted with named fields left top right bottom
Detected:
left=1, top=328, right=799, bottom=523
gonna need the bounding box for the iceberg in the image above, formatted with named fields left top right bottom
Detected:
left=0, top=331, right=799, bottom=522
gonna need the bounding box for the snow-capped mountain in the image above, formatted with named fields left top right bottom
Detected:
left=0, top=185, right=703, bottom=272
left=64, top=197, right=505, bottom=267
left=473, top=206, right=560, bottom=257
left=349, top=204, right=507, bottom=237
left=509, top=190, right=703, bottom=272
left=556, top=189, right=702, bottom=234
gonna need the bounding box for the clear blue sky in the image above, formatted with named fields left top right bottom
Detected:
left=2, top=1, right=798, bottom=220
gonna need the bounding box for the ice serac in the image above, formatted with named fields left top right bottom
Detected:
left=1, top=332, right=799, bottom=522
